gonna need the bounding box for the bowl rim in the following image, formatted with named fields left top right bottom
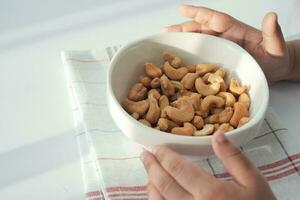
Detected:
left=107, top=32, right=269, bottom=143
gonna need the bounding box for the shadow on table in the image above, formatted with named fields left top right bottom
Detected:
left=0, top=130, right=81, bottom=189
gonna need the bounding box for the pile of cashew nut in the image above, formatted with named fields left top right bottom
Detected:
left=122, top=51, right=251, bottom=136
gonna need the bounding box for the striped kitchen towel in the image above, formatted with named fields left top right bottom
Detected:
left=62, top=46, right=300, bottom=200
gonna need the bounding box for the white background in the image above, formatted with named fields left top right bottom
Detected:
left=0, top=0, right=299, bottom=199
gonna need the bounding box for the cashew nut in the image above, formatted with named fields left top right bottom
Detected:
left=196, top=64, right=218, bottom=75
left=150, top=77, right=161, bottom=88
left=122, top=98, right=149, bottom=115
left=193, top=124, right=214, bottom=136
left=230, top=102, right=249, bottom=127
left=217, top=123, right=234, bottom=133
left=195, top=77, right=220, bottom=96
left=177, top=93, right=201, bottom=111
left=208, top=74, right=227, bottom=92
left=179, top=90, right=195, bottom=97
left=202, top=73, right=212, bottom=83
left=181, top=72, right=199, bottom=90
left=238, top=117, right=250, bottom=128
left=219, top=107, right=234, bottom=123
left=201, top=95, right=225, bottom=112
left=168, top=81, right=184, bottom=102
left=139, top=119, right=151, bottom=127
left=131, top=112, right=139, bottom=120
left=229, top=79, right=248, bottom=96
left=208, top=74, right=223, bottom=83
left=195, top=109, right=209, bottom=118
left=171, top=81, right=184, bottom=91
left=204, top=114, right=219, bottom=124
left=217, top=92, right=236, bottom=107
left=214, top=123, right=220, bottom=130
left=127, top=83, right=148, bottom=101
left=148, top=89, right=161, bottom=100
left=186, top=64, right=196, bottom=73
left=131, top=112, right=140, bottom=120
left=139, top=75, right=152, bottom=88
left=160, top=107, right=168, bottom=118
left=159, top=95, right=169, bottom=110
left=163, top=61, right=188, bottom=81
left=169, top=92, right=181, bottom=102
left=211, top=108, right=223, bottom=114
left=165, top=98, right=194, bottom=124
left=157, top=118, right=179, bottom=131
left=170, top=99, right=179, bottom=107
left=205, top=107, right=233, bottom=124
left=214, top=68, right=226, bottom=78
left=192, top=115, right=204, bottom=129
left=144, top=62, right=162, bottom=78
left=189, top=93, right=201, bottom=111
left=171, top=122, right=196, bottom=136
left=162, top=51, right=182, bottom=68
left=238, top=93, right=250, bottom=109
left=160, top=74, right=175, bottom=97
left=176, top=93, right=201, bottom=111
left=145, top=95, right=161, bottom=125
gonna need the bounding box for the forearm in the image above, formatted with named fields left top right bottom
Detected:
left=286, top=40, right=300, bottom=81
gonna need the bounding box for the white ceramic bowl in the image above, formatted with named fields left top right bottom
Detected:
left=107, top=32, right=269, bottom=158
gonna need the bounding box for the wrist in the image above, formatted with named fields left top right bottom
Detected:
left=265, top=42, right=295, bottom=84
left=282, top=41, right=297, bottom=81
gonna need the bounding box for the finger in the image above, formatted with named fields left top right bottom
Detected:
left=262, top=12, right=286, bottom=56
left=163, top=21, right=219, bottom=35
left=179, top=4, right=204, bottom=18
left=140, top=150, right=192, bottom=200
left=163, top=24, right=183, bottom=32
left=163, top=21, right=200, bottom=32
left=153, top=145, right=217, bottom=196
left=147, top=182, right=165, bottom=200
left=212, top=131, right=265, bottom=186
left=179, top=5, right=236, bottom=33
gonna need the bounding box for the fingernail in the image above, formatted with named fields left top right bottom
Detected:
left=162, top=27, right=169, bottom=32
left=140, top=150, right=147, bottom=163
left=215, top=131, right=227, bottom=144
left=151, top=145, right=161, bottom=155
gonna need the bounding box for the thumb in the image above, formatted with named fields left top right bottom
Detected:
left=262, top=12, right=286, bottom=56
left=212, top=131, right=265, bottom=186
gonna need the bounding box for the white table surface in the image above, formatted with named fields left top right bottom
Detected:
left=0, top=0, right=299, bottom=199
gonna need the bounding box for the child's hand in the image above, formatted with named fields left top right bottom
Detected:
left=140, top=131, right=276, bottom=200
left=164, top=5, right=293, bottom=84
